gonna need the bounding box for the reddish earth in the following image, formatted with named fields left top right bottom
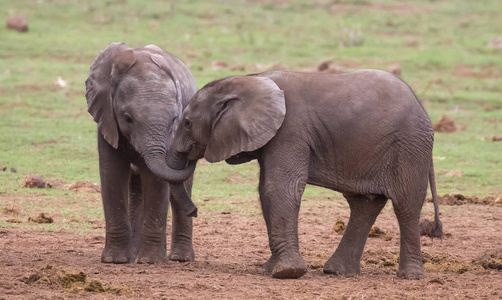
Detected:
left=1, top=191, right=501, bottom=299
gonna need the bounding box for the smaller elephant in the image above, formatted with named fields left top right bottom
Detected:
left=85, top=42, right=197, bottom=264
left=166, top=70, right=442, bottom=279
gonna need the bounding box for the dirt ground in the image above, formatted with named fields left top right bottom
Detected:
left=1, top=192, right=501, bottom=300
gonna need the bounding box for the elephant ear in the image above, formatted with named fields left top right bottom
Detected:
left=204, top=76, right=286, bottom=163
left=85, top=42, right=132, bottom=149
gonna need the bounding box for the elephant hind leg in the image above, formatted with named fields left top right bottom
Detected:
left=324, top=194, right=388, bottom=276
left=391, top=190, right=427, bottom=280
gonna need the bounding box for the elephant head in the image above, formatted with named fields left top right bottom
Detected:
left=85, top=42, right=198, bottom=217
left=168, top=74, right=286, bottom=176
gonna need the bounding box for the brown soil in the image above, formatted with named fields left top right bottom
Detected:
left=453, top=64, right=502, bottom=79
left=1, top=192, right=501, bottom=299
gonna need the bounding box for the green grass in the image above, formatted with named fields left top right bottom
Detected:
left=1, top=0, right=501, bottom=232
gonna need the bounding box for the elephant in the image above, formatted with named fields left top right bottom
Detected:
left=164, top=70, right=443, bottom=279
left=85, top=42, right=198, bottom=265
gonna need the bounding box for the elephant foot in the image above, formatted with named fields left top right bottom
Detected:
left=101, top=246, right=131, bottom=264
left=323, top=254, right=360, bottom=277
left=168, top=244, right=195, bottom=262
left=134, top=245, right=167, bottom=264
left=263, top=253, right=307, bottom=279
left=397, top=262, right=424, bottom=280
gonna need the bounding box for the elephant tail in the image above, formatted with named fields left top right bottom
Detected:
left=428, top=162, right=443, bottom=239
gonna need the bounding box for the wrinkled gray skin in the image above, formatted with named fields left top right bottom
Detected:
left=169, top=70, right=443, bottom=279
left=85, top=42, right=198, bottom=264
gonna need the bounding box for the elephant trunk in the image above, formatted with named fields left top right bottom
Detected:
left=143, top=148, right=197, bottom=217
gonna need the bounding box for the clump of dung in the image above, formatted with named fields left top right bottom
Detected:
left=21, top=174, right=45, bottom=188
left=473, top=250, right=502, bottom=270
left=332, top=220, right=346, bottom=235
left=368, top=226, right=392, bottom=241
left=422, top=252, right=482, bottom=274
left=25, top=265, right=86, bottom=291
left=433, top=116, right=460, bottom=133
left=317, top=60, right=344, bottom=74
left=28, top=213, right=53, bottom=224
left=362, top=250, right=398, bottom=268
left=6, top=14, right=28, bottom=32
left=25, top=265, right=130, bottom=295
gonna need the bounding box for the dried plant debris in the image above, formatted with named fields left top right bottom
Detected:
left=25, top=265, right=130, bottom=295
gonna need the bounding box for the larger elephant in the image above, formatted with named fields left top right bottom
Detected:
left=166, top=70, right=442, bottom=279
left=85, top=42, right=197, bottom=264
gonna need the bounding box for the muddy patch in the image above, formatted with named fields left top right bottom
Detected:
left=24, top=265, right=130, bottom=295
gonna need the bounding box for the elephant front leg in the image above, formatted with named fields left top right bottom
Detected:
left=134, top=170, right=169, bottom=264
left=168, top=176, right=195, bottom=262
left=259, top=160, right=308, bottom=279
left=98, top=134, right=133, bottom=263
left=324, top=194, right=388, bottom=276
left=128, top=169, right=143, bottom=259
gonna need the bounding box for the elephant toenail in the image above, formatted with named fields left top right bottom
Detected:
left=139, top=257, right=150, bottom=264
left=171, top=253, right=180, bottom=260
left=104, top=256, right=113, bottom=263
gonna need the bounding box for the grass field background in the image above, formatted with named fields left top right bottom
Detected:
left=1, top=0, right=501, bottom=230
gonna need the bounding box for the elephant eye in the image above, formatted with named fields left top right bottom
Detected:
left=124, top=113, right=133, bottom=124
left=184, top=119, right=192, bottom=130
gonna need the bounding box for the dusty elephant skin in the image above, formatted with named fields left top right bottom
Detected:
left=85, top=42, right=198, bottom=265
left=168, top=70, right=442, bottom=279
